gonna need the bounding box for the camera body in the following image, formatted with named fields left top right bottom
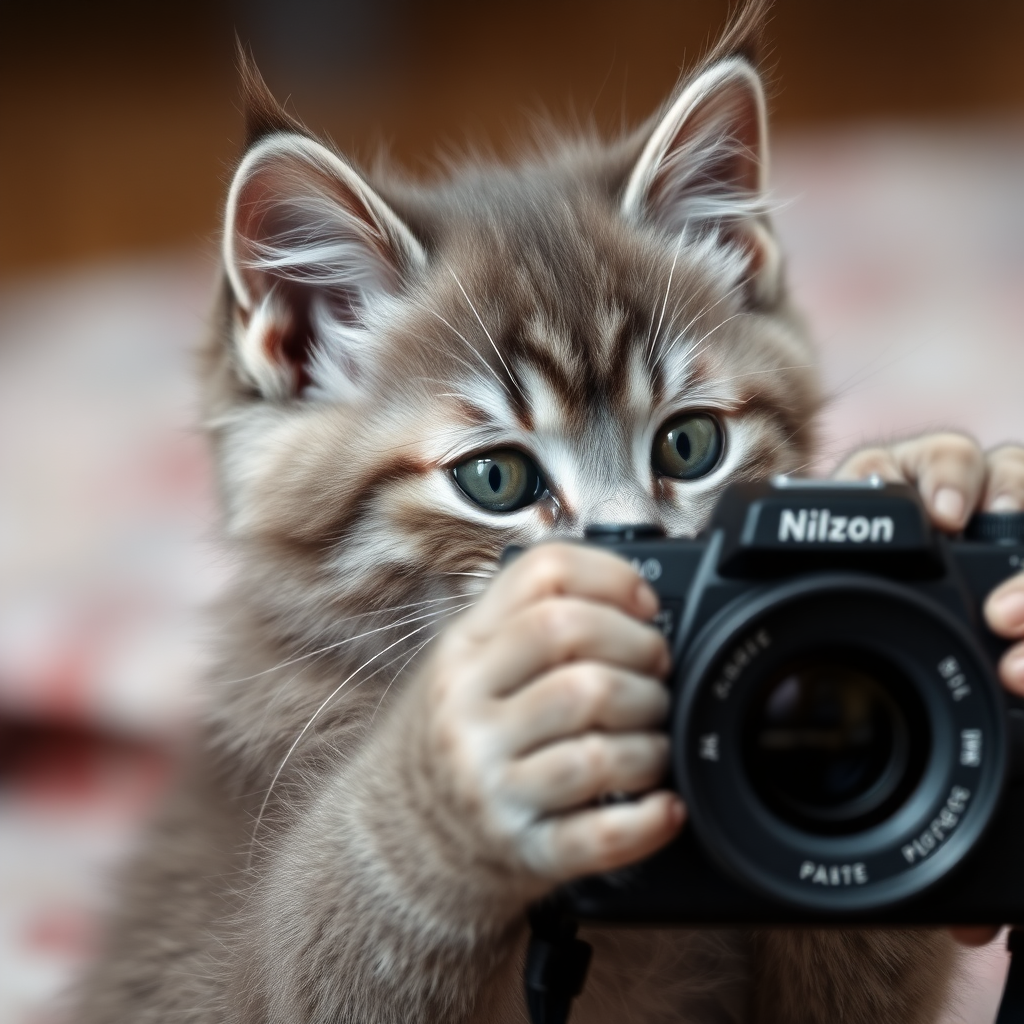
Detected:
left=555, top=478, right=1024, bottom=924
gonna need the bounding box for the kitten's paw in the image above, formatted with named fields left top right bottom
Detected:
left=836, top=436, right=1024, bottom=698
left=834, top=434, right=1024, bottom=530
left=986, top=572, right=1024, bottom=695
left=386, top=543, right=682, bottom=895
left=524, top=789, right=685, bottom=880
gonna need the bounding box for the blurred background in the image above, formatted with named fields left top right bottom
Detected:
left=1, top=2, right=1022, bottom=1020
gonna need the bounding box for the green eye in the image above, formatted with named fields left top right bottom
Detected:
left=652, top=413, right=723, bottom=480
left=453, top=449, right=546, bottom=512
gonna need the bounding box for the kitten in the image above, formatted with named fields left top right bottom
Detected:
left=75, top=2, right=957, bottom=1022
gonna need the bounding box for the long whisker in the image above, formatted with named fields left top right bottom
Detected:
left=446, top=267, right=526, bottom=398
left=646, top=230, right=685, bottom=366
left=428, top=309, right=513, bottom=397
left=674, top=311, right=749, bottom=374
left=657, top=277, right=750, bottom=367
left=245, top=642, right=417, bottom=865
left=246, top=598, right=472, bottom=750
left=427, top=337, right=515, bottom=398
left=654, top=325, right=725, bottom=396
left=662, top=276, right=749, bottom=357
left=218, top=594, right=468, bottom=686
left=248, top=603, right=472, bottom=864
left=369, top=635, right=434, bottom=723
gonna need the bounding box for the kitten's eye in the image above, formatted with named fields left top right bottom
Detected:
left=652, top=413, right=723, bottom=480
left=452, top=450, right=546, bottom=512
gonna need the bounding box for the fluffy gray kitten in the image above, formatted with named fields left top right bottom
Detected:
left=76, top=4, right=957, bottom=1022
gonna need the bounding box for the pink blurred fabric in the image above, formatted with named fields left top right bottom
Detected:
left=1, top=124, right=1022, bottom=1022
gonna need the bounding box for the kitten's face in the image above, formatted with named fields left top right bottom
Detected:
left=208, top=56, right=818, bottom=648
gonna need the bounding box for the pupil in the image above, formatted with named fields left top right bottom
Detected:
left=675, top=430, right=692, bottom=461
left=488, top=464, right=502, bottom=492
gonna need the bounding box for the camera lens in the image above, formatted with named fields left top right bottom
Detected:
left=675, top=577, right=1005, bottom=912
left=743, top=651, right=928, bottom=835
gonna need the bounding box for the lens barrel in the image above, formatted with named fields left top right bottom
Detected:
left=743, top=651, right=929, bottom=835
left=673, top=575, right=1005, bottom=912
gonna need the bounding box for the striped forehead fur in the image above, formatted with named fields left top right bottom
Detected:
left=305, top=186, right=758, bottom=406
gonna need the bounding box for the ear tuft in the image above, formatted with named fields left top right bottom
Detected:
left=622, top=52, right=781, bottom=306
left=703, top=0, right=771, bottom=68
left=235, top=39, right=312, bottom=151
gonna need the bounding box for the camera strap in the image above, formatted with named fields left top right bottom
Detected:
left=997, top=929, right=1024, bottom=1023
left=524, top=905, right=591, bottom=1024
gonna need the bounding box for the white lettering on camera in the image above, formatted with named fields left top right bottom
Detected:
left=937, top=655, right=971, bottom=701
left=698, top=733, right=720, bottom=761
left=799, top=860, right=868, bottom=886
left=777, top=508, right=894, bottom=544
left=629, top=557, right=662, bottom=582
left=712, top=629, right=772, bottom=700
left=901, top=786, right=971, bottom=864
left=960, top=729, right=982, bottom=767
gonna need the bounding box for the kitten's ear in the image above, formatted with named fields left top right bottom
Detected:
left=621, top=56, right=780, bottom=305
left=223, top=130, right=426, bottom=399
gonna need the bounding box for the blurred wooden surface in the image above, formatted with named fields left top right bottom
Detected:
left=2, top=0, right=1024, bottom=275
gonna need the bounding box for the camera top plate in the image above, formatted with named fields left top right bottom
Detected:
left=712, top=479, right=944, bottom=578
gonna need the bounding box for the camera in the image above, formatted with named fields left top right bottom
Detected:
left=553, top=477, right=1024, bottom=924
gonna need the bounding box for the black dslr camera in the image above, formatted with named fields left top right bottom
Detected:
left=557, top=477, right=1024, bottom=924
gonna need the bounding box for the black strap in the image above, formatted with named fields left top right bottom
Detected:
left=997, top=929, right=1024, bottom=1023
left=524, top=905, right=592, bottom=1024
